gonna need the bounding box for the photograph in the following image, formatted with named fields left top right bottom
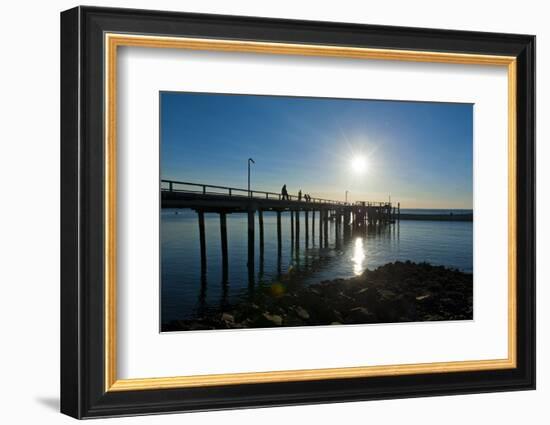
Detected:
left=160, top=92, right=474, bottom=332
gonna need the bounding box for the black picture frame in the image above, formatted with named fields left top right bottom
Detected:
left=61, top=5, right=535, bottom=419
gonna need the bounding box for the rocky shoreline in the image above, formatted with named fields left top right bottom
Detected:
left=163, top=261, right=473, bottom=332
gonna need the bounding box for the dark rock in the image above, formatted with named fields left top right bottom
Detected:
left=263, top=312, right=283, bottom=326
left=221, top=313, right=235, bottom=324
left=345, top=307, right=375, bottom=323
left=294, top=306, right=310, bottom=320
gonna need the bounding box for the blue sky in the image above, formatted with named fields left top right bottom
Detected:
left=160, top=92, right=473, bottom=209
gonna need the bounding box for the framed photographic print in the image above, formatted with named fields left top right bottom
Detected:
left=60, top=6, right=535, bottom=419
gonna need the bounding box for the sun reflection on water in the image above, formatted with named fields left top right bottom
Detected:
left=351, top=237, right=366, bottom=276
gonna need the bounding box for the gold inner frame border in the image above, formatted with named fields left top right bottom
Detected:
left=104, top=33, right=517, bottom=392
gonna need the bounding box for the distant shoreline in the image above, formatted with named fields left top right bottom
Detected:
left=399, top=213, right=473, bottom=222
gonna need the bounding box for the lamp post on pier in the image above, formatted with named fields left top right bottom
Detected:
left=247, top=157, right=255, bottom=197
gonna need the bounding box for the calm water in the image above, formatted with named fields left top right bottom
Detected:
left=161, top=209, right=473, bottom=325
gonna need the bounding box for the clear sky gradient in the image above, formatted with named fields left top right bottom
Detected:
left=160, top=92, right=473, bottom=209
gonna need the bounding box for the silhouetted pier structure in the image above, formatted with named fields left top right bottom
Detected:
left=161, top=179, right=399, bottom=276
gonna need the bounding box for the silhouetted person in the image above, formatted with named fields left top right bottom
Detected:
left=281, top=184, right=289, bottom=200
left=298, top=189, right=302, bottom=201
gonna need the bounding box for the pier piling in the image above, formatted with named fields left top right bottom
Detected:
left=305, top=210, right=309, bottom=247
left=295, top=211, right=300, bottom=250
left=344, top=210, right=351, bottom=226
left=335, top=212, right=341, bottom=249
left=259, top=209, right=264, bottom=259
left=247, top=209, right=255, bottom=272
left=276, top=211, right=282, bottom=255
left=312, top=210, right=315, bottom=242
left=323, top=210, right=329, bottom=247
left=197, top=211, right=207, bottom=273
left=220, top=212, right=228, bottom=276
left=319, top=210, right=323, bottom=246
left=291, top=210, right=295, bottom=242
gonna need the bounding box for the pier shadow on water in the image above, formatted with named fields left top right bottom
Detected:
left=161, top=209, right=472, bottom=326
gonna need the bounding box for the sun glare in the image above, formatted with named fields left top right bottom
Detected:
left=351, top=237, right=366, bottom=275
left=351, top=156, right=368, bottom=174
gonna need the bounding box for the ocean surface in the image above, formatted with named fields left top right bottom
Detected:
left=161, top=208, right=473, bottom=325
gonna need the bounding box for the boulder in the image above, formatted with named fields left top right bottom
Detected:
left=263, top=312, right=283, bottom=326
left=221, top=313, right=235, bottom=324
left=294, top=306, right=310, bottom=320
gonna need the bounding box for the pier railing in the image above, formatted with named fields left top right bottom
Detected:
left=161, top=179, right=351, bottom=206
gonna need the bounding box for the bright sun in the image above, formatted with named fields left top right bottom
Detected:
left=351, top=156, right=368, bottom=174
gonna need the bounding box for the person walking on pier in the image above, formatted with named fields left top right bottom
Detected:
left=298, top=189, right=302, bottom=201
left=281, top=184, right=289, bottom=200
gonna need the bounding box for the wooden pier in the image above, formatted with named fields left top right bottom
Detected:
left=161, top=179, right=399, bottom=276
